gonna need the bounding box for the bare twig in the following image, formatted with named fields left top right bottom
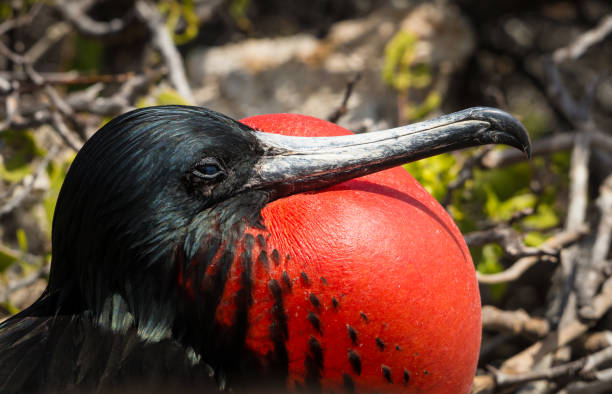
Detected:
left=477, top=226, right=588, bottom=284
left=501, top=277, right=612, bottom=374
left=0, top=146, right=59, bottom=218
left=465, top=226, right=554, bottom=259
left=579, top=175, right=612, bottom=319
left=327, top=73, right=362, bottom=123
left=0, top=265, right=50, bottom=304
left=135, top=0, right=195, bottom=104
left=491, top=345, right=612, bottom=387
left=50, top=111, right=83, bottom=151
left=566, top=132, right=591, bottom=230
left=482, top=306, right=550, bottom=339
left=67, top=69, right=164, bottom=115
left=0, top=2, right=43, bottom=36
left=25, top=22, right=72, bottom=64
left=579, top=331, right=612, bottom=354
left=554, top=14, right=612, bottom=63
left=0, top=71, right=135, bottom=88
left=481, top=130, right=612, bottom=168
left=562, top=367, right=612, bottom=394
left=54, top=0, right=132, bottom=37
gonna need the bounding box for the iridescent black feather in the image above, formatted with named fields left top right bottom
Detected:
left=0, top=106, right=270, bottom=393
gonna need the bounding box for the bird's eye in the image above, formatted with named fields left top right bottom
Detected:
left=191, top=158, right=226, bottom=181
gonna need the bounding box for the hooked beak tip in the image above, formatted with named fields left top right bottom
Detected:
left=469, top=107, right=532, bottom=159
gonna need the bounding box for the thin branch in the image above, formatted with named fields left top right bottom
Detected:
left=135, top=0, right=195, bottom=104
left=0, top=146, right=59, bottom=218
left=465, top=226, right=554, bottom=259
left=578, top=174, right=612, bottom=319
left=481, top=130, right=612, bottom=168
left=482, top=306, right=550, bottom=339
left=54, top=0, right=132, bottom=37
left=501, top=277, right=612, bottom=374
left=50, top=111, right=83, bottom=151
left=477, top=226, right=588, bottom=284
left=554, top=14, right=612, bottom=63
left=0, top=71, right=135, bottom=88
left=491, top=345, right=612, bottom=387
left=562, top=367, right=612, bottom=394
left=25, top=21, right=72, bottom=65
left=67, top=69, right=164, bottom=115
left=579, top=331, right=612, bottom=353
left=0, top=2, right=43, bottom=36
left=566, top=132, right=591, bottom=230
left=327, top=73, right=362, bottom=123
left=0, top=265, right=50, bottom=304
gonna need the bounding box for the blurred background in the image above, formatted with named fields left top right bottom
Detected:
left=1, top=0, right=611, bottom=392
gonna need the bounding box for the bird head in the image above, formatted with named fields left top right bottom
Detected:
left=46, top=105, right=530, bottom=389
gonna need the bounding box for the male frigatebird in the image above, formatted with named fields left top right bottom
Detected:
left=0, top=106, right=530, bottom=393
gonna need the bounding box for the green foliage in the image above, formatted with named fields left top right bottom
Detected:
left=1, top=301, right=20, bottom=316
left=137, top=87, right=191, bottom=107
left=72, top=35, right=103, bottom=72
left=159, top=0, right=199, bottom=45
left=383, top=32, right=428, bottom=91
left=475, top=244, right=507, bottom=299
left=382, top=31, right=440, bottom=122
left=524, top=231, right=547, bottom=246
left=155, top=89, right=192, bottom=105
left=405, top=91, right=441, bottom=121
left=0, top=2, right=12, bottom=20
left=229, top=0, right=251, bottom=30
left=16, top=229, right=27, bottom=253
left=0, top=246, right=18, bottom=272
left=0, top=130, right=45, bottom=182
left=403, top=153, right=459, bottom=201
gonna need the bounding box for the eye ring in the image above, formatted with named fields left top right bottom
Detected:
left=191, top=158, right=226, bottom=181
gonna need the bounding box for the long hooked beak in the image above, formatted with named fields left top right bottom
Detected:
left=245, top=107, right=531, bottom=199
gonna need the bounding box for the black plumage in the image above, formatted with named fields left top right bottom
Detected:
left=0, top=106, right=269, bottom=393
left=0, top=105, right=530, bottom=393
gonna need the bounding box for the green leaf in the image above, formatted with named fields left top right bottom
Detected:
left=0, top=245, right=18, bottom=272
left=161, top=0, right=200, bottom=45
left=476, top=244, right=507, bottom=299
left=72, top=35, right=103, bottom=72
left=16, top=229, right=27, bottom=253
left=382, top=31, right=420, bottom=91
left=524, top=231, right=547, bottom=247
left=522, top=203, right=559, bottom=230
left=1, top=301, right=20, bottom=315
left=403, top=152, right=458, bottom=201
left=0, top=130, right=45, bottom=182
left=154, top=89, right=191, bottom=106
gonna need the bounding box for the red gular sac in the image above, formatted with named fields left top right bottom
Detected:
left=189, top=114, right=482, bottom=393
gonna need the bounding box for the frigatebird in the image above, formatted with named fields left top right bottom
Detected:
left=0, top=106, right=530, bottom=393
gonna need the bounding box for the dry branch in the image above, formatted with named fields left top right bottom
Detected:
left=476, top=227, right=588, bottom=284
left=553, top=14, right=612, bottom=63
left=328, top=72, right=362, bottom=123
left=135, top=0, right=194, bottom=104
left=54, top=0, right=132, bottom=37
left=465, top=226, right=553, bottom=259
left=482, top=306, right=549, bottom=339
left=491, top=345, right=612, bottom=388
left=0, top=265, right=50, bottom=305
left=500, top=277, right=612, bottom=375
left=481, top=129, right=612, bottom=169
left=0, top=146, right=59, bottom=218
